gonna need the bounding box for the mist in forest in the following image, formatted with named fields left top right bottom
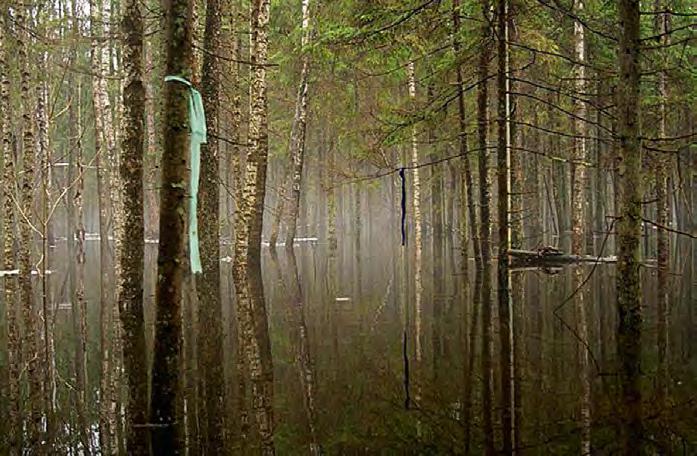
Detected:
left=0, top=0, right=695, bottom=454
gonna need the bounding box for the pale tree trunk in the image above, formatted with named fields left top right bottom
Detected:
left=198, top=0, right=227, bottom=450
left=616, top=0, right=643, bottom=452
left=224, top=1, right=250, bottom=446
left=1, top=7, right=21, bottom=452
left=654, top=2, right=670, bottom=451
left=72, top=71, right=91, bottom=454
left=150, top=0, right=194, bottom=452
left=285, top=0, right=312, bottom=247
left=90, top=0, right=118, bottom=450
left=119, top=0, right=149, bottom=452
left=452, top=0, right=480, bottom=270
left=570, top=2, right=592, bottom=454
left=269, top=169, right=289, bottom=248
left=231, top=0, right=276, bottom=452
left=476, top=0, right=494, bottom=452
left=16, top=0, right=42, bottom=448
left=496, top=0, right=513, bottom=450
left=36, top=34, right=56, bottom=449
left=407, top=60, right=423, bottom=388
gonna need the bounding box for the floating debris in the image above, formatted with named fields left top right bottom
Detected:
left=0, top=269, right=54, bottom=277
left=335, top=297, right=351, bottom=302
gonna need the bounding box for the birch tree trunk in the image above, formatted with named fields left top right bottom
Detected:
left=1, top=6, right=21, bottom=452
left=150, top=0, right=194, bottom=451
left=198, top=0, right=226, bottom=450
left=231, top=0, right=276, bottom=451
left=496, top=0, right=514, bottom=450
left=284, top=0, right=312, bottom=247
left=119, top=0, right=149, bottom=452
left=90, top=0, right=118, bottom=449
left=16, top=0, right=42, bottom=448
left=407, top=60, right=423, bottom=387
left=616, top=0, right=643, bottom=452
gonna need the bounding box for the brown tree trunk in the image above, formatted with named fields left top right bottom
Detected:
left=616, top=0, right=643, bottom=452
left=16, top=0, right=42, bottom=448
left=1, top=7, right=21, bottom=452
left=119, top=0, right=149, bottom=452
left=477, top=0, right=494, bottom=452
left=496, top=0, right=513, bottom=450
left=150, top=0, right=194, bottom=451
left=197, top=0, right=226, bottom=450
left=452, top=0, right=480, bottom=268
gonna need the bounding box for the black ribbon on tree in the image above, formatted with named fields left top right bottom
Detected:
left=399, top=168, right=406, bottom=246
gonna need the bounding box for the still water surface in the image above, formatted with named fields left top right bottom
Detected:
left=4, top=234, right=697, bottom=453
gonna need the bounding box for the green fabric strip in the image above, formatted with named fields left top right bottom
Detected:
left=165, top=75, right=206, bottom=274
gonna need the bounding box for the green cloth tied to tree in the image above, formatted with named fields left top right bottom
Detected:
left=164, top=75, right=206, bottom=274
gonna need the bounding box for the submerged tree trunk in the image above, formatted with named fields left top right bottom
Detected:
left=17, top=0, right=42, bottom=448
left=284, top=0, right=312, bottom=247
left=1, top=8, right=21, bottom=452
left=654, top=4, right=670, bottom=451
left=119, top=0, right=149, bottom=452
left=571, top=1, right=592, bottom=453
left=616, top=0, right=643, bottom=452
left=476, top=0, right=494, bottom=452
left=150, top=0, right=194, bottom=451
left=231, top=0, right=275, bottom=452
left=198, top=0, right=226, bottom=450
left=496, top=0, right=513, bottom=450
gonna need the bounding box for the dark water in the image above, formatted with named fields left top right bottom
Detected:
left=2, top=234, right=697, bottom=453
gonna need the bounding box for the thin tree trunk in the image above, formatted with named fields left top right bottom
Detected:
left=119, top=0, right=149, bottom=451
left=285, top=0, right=312, bottom=247
left=90, top=0, right=117, bottom=449
left=150, top=0, right=194, bottom=451
left=453, top=0, right=480, bottom=268
left=570, top=2, right=592, bottom=453
left=73, top=75, right=92, bottom=454
left=407, top=60, right=424, bottom=398
left=616, top=0, right=643, bottom=452
left=654, top=2, right=670, bottom=451
left=496, top=0, right=513, bottom=450
left=477, top=0, right=494, bottom=452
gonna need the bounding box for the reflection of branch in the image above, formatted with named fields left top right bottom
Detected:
left=642, top=217, right=697, bottom=239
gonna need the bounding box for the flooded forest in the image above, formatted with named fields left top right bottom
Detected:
left=0, top=0, right=696, bottom=454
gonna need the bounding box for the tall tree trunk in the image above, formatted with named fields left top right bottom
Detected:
left=477, top=0, right=494, bottom=452
left=198, top=0, right=226, bottom=451
left=452, top=0, right=480, bottom=269
left=284, top=0, right=312, bottom=247
left=72, top=74, right=92, bottom=454
left=654, top=2, right=670, bottom=452
left=119, top=0, right=149, bottom=452
left=90, top=0, right=117, bottom=449
left=1, top=6, right=21, bottom=452
left=16, top=0, right=42, bottom=448
left=571, top=2, right=592, bottom=453
left=616, top=0, right=643, bottom=452
left=496, top=0, right=513, bottom=451
left=150, top=0, right=194, bottom=451
left=231, top=0, right=275, bottom=452
left=406, top=60, right=424, bottom=396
